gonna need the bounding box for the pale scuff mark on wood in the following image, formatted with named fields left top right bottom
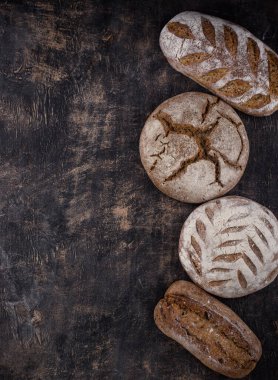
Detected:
left=112, top=206, right=131, bottom=231
left=31, top=63, right=68, bottom=85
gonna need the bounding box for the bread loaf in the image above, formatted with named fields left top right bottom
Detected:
left=154, top=281, right=262, bottom=378
left=179, top=196, right=278, bottom=297
left=140, top=92, right=249, bottom=203
left=160, top=12, right=278, bottom=116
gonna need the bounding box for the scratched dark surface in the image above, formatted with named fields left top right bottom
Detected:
left=0, top=0, right=277, bottom=379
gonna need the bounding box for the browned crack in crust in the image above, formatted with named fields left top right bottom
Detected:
left=150, top=160, right=157, bottom=171
left=155, top=110, right=196, bottom=137
left=210, top=148, right=243, bottom=172
left=201, top=97, right=220, bottom=123
left=149, top=145, right=166, bottom=171
left=149, top=139, right=170, bottom=171
left=207, top=151, right=224, bottom=187
left=151, top=101, right=245, bottom=187
left=150, top=146, right=166, bottom=159
left=163, top=154, right=200, bottom=183
left=201, top=99, right=211, bottom=124
left=158, top=294, right=257, bottom=370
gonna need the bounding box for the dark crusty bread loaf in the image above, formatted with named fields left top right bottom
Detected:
left=160, top=12, right=278, bottom=116
left=154, top=281, right=262, bottom=378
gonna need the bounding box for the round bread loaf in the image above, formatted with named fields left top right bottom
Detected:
left=179, top=196, right=278, bottom=297
left=139, top=93, right=249, bottom=203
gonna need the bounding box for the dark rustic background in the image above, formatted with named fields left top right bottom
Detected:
left=0, top=0, right=277, bottom=379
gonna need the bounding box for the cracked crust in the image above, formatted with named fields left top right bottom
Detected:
left=154, top=281, right=262, bottom=378
left=139, top=92, right=249, bottom=203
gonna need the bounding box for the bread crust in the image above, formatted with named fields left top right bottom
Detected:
left=140, top=92, right=249, bottom=203
left=179, top=196, right=278, bottom=297
left=160, top=12, right=278, bottom=116
left=154, top=281, right=262, bottom=378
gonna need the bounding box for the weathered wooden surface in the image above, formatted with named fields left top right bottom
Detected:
left=0, top=0, right=277, bottom=379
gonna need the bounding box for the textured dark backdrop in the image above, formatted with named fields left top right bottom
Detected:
left=0, top=0, right=277, bottom=379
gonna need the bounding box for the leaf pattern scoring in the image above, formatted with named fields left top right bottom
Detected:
left=201, top=17, right=216, bottom=47
left=167, top=22, right=194, bottom=39
left=218, top=80, right=252, bottom=98
left=267, top=50, right=278, bottom=96
left=247, top=38, right=260, bottom=76
left=242, top=94, right=271, bottom=109
left=162, top=13, right=278, bottom=113
left=179, top=52, right=211, bottom=66
left=224, top=25, right=238, bottom=57
left=179, top=197, right=278, bottom=297
left=200, top=68, right=230, bottom=85
left=237, top=270, right=247, bottom=288
left=196, top=219, right=206, bottom=241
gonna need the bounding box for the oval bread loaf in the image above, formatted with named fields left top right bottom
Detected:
left=154, top=281, right=262, bottom=378
left=160, top=11, right=278, bottom=116
left=179, top=196, right=278, bottom=297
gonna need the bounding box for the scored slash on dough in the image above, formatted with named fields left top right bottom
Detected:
left=154, top=281, right=262, bottom=377
left=160, top=12, right=278, bottom=116
left=179, top=196, right=278, bottom=297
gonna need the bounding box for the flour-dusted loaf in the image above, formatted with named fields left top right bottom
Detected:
left=140, top=93, right=249, bottom=203
left=154, top=281, right=262, bottom=378
left=179, top=196, right=278, bottom=297
left=160, top=12, right=278, bottom=116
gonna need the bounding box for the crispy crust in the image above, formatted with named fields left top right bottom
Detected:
left=139, top=92, right=249, bottom=203
left=178, top=196, right=278, bottom=297
left=154, top=281, right=262, bottom=378
left=160, top=12, right=278, bottom=117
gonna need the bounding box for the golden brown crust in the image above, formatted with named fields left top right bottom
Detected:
left=167, top=22, right=194, bottom=39
left=179, top=52, right=211, bottom=66
left=168, top=58, right=278, bottom=116
left=247, top=38, right=260, bottom=76
left=201, top=17, right=216, bottom=47
left=242, top=94, right=271, bottom=109
left=154, top=281, right=262, bottom=378
left=267, top=50, right=278, bottom=96
left=200, top=68, right=230, bottom=85
left=224, top=25, right=238, bottom=58
left=218, top=79, right=252, bottom=97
